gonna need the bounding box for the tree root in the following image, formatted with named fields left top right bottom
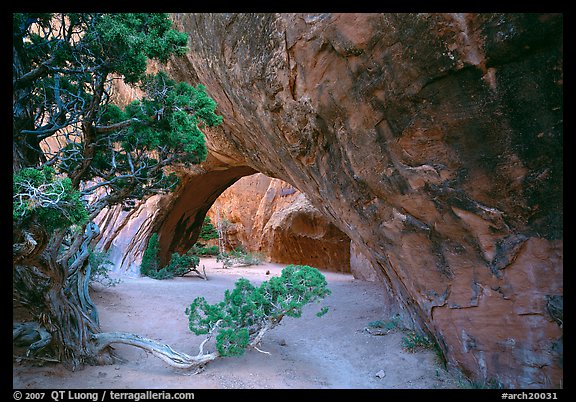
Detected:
left=187, top=265, right=207, bottom=280
left=91, top=323, right=276, bottom=371
left=253, top=345, right=271, bottom=355
left=14, top=320, right=276, bottom=371
left=14, top=354, right=60, bottom=364
left=13, top=322, right=52, bottom=355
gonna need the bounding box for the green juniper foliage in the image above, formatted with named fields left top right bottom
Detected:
left=13, top=166, right=88, bottom=232
left=14, top=13, right=222, bottom=232
left=141, top=234, right=200, bottom=280
left=88, top=248, right=121, bottom=287
left=190, top=217, right=219, bottom=256
left=190, top=244, right=219, bottom=256
left=186, top=265, right=331, bottom=357
left=86, top=13, right=188, bottom=83
left=12, top=12, right=223, bottom=369
left=163, top=251, right=200, bottom=278
left=401, top=330, right=436, bottom=353
left=216, top=246, right=263, bottom=268
left=199, top=216, right=219, bottom=241
left=140, top=233, right=160, bottom=277
left=368, top=314, right=403, bottom=331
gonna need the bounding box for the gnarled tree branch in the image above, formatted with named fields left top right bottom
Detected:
left=91, top=332, right=218, bottom=369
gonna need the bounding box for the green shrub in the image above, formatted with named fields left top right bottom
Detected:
left=366, top=315, right=445, bottom=366
left=186, top=265, right=331, bottom=357
left=216, top=247, right=263, bottom=268
left=401, top=330, right=436, bottom=353
left=164, top=252, right=200, bottom=277
left=216, top=251, right=234, bottom=269
left=234, top=250, right=263, bottom=266
left=368, top=314, right=402, bottom=331
left=189, top=244, right=219, bottom=256
left=199, top=216, right=218, bottom=241
left=141, top=235, right=200, bottom=280
left=148, top=268, right=172, bottom=280
left=140, top=233, right=160, bottom=277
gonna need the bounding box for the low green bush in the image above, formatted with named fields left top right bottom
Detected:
left=190, top=244, right=219, bottom=256
left=199, top=216, right=219, bottom=241
left=141, top=233, right=199, bottom=280
left=186, top=265, right=331, bottom=357
left=140, top=233, right=160, bottom=277
left=88, top=249, right=121, bottom=287
left=401, top=330, right=436, bottom=353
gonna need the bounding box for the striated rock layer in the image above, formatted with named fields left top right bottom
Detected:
left=157, top=13, right=563, bottom=387
left=208, top=173, right=351, bottom=272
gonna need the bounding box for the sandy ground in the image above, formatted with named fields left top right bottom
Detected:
left=13, top=258, right=461, bottom=389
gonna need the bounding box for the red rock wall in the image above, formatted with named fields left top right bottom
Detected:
left=159, top=13, right=563, bottom=387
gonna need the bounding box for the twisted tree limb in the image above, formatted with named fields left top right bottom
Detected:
left=91, top=332, right=218, bottom=369
left=90, top=319, right=277, bottom=370
left=13, top=322, right=53, bottom=355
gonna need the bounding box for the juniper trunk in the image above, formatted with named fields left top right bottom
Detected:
left=13, top=222, right=116, bottom=369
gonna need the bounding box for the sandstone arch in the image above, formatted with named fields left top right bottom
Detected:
left=154, top=164, right=257, bottom=266
left=96, top=13, right=562, bottom=388
left=160, top=13, right=562, bottom=388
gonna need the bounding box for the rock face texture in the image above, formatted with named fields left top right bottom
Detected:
left=157, top=13, right=563, bottom=388
left=94, top=195, right=165, bottom=276
left=208, top=173, right=351, bottom=272
left=350, top=241, right=378, bottom=282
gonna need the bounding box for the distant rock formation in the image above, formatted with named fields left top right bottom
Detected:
left=208, top=173, right=350, bottom=272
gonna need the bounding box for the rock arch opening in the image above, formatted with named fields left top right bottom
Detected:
left=153, top=165, right=257, bottom=266
left=204, top=173, right=351, bottom=273
left=94, top=163, right=355, bottom=277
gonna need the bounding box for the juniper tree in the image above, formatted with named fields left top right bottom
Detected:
left=12, top=13, right=222, bottom=369
left=13, top=13, right=331, bottom=373
left=140, top=233, right=160, bottom=277
left=92, top=265, right=331, bottom=370
left=199, top=216, right=219, bottom=241
left=185, top=265, right=331, bottom=361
